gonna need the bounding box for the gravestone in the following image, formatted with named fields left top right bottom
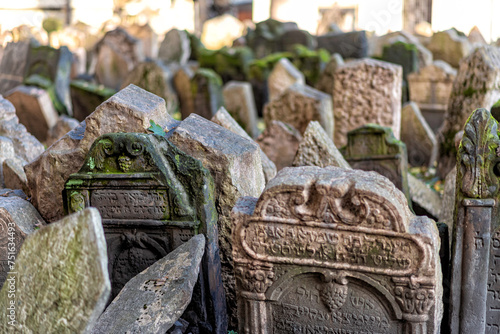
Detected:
left=0, top=42, right=30, bottom=95
left=401, top=102, right=437, bottom=167
left=292, top=120, right=350, bottom=169
left=279, top=29, right=316, bottom=53
left=5, top=85, right=58, bottom=142
left=257, top=120, right=302, bottom=171
left=92, top=235, right=205, bottom=334
left=382, top=41, right=419, bottom=102
left=427, top=29, right=471, bottom=68
left=450, top=108, right=500, bottom=333
left=188, top=68, right=224, bottom=120
left=159, top=28, right=191, bottom=65
left=222, top=81, right=259, bottom=138
left=93, top=28, right=144, bottom=90
left=232, top=166, right=442, bottom=334
left=437, top=46, right=500, bottom=178
left=127, top=23, right=158, bottom=59
left=64, top=133, right=227, bottom=333
left=317, top=30, right=368, bottom=59
left=173, top=66, right=195, bottom=118
left=267, top=58, right=305, bottom=101
left=0, top=208, right=110, bottom=333
left=333, top=58, right=402, bottom=147
left=264, top=83, right=334, bottom=139
left=342, top=124, right=411, bottom=203
left=407, top=173, right=442, bottom=220
left=0, top=196, right=45, bottom=286
left=3, top=159, right=29, bottom=193
left=315, top=53, right=344, bottom=96
left=408, top=60, right=457, bottom=132
left=25, top=85, right=172, bottom=223
left=211, top=107, right=277, bottom=183
left=70, top=80, right=116, bottom=122
left=439, top=167, right=456, bottom=248
left=246, top=18, right=298, bottom=59
left=121, top=61, right=179, bottom=115
left=168, top=114, right=264, bottom=330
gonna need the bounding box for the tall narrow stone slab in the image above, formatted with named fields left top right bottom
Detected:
left=0, top=196, right=45, bottom=286
left=256, top=120, right=302, bottom=171
left=159, top=28, right=191, bottom=65
left=211, top=107, right=277, bottom=183
left=333, top=59, right=402, bottom=147
left=168, top=114, right=265, bottom=330
left=401, top=102, right=437, bottom=167
left=264, top=83, right=334, bottom=139
left=292, top=120, right=350, bottom=169
left=267, top=58, right=305, bottom=101
left=342, top=124, right=411, bottom=203
left=232, top=166, right=442, bottom=334
left=428, top=29, right=471, bottom=68
left=450, top=108, right=500, bottom=333
left=437, top=46, right=500, bottom=178
left=0, top=42, right=29, bottom=95
left=173, top=66, right=195, bottom=119
left=187, top=68, right=224, bottom=120
left=439, top=167, right=456, bottom=248
left=0, top=208, right=110, bottom=333
left=92, top=235, right=205, bottom=334
left=25, top=84, right=172, bottom=223
left=64, top=133, right=226, bottom=333
left=5, top=85, right=58, bottom=142
left=222, top=81, right=259, bottom=138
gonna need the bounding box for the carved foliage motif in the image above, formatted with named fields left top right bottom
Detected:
left=235, top=263, right=275, bottom=294
left=459, top=108, right=500, bottom=199
left=394, top=285, right=435, bottom=316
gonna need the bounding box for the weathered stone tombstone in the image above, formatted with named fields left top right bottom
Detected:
left=407, top=60, right=457, bottom=132
left=437, top=46, right=500, bottom=178
left=188, top=68, right=224, bottom=120
left=46, top=115, right=80, bottom=147
left=64, top=132, right=227, bottom=333
left=342, top=124, right=411, bottom=203
left=332, top=58, right=402, bottom=147
left=450, top=108, right=500, bottom=333
left=279, top=29, right=317, bottom=53
left=0, top=42, right=30, bottom=95
left=127, top=23, right=158, bottom=59
left=427, top=29, right=471, bottom=68
left=315, top=53, right=344, bottom=95
left=70, top=80, right=116, bottom=122
left=401, top=102, right=437, bottom=167
left=0, top=208, right=110, bottom=333
left=267, top=58, right=305, bottom=101
left=159, top=28, right=191, bottom=65
left=264, top=83, right=334, bottom=139
left=317, top=30, right=368, bottom=59
left=5, top=85, right=58, bottom=142
left=232, top=166, right=442, bottom=334
left=382, top=41, right=419, bottom=102
left=173, top=65, right=195, bottom=118
left=222, top=81, right=259, bottom=138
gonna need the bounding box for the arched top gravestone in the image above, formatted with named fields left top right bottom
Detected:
left=232, top=166, right=442, bottom=334
left=64, top=132, right=227, bottom=333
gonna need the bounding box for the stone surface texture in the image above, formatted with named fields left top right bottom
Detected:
left=0, top=208, right=110, bottom=333
left=24, top=84, right=172, bottom=222
left=292, top=121, right=350, bottom=169
left=92, top=235, right=205, bottom=334
left=332, top=58, right=402, bottom=147
left=264, top=83, right=334, bottom=139
left=46, top=115, right=80, bottom=147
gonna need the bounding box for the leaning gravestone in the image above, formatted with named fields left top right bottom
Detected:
left=92, top=235, right=205, bottom=334
left=222, top=81, right=259, bottom=138
left=168, top=114, right=264, bottom=330
left=267, top=58, right=305, bottom=101
left=232, top=166, right=442, bottom=334
left=264, top=83, right=334, bottom=139
left=437, top=46, right=500, bottom=178
left=0, top=42, right=30, bottom=95
left=25, top=84, right=172, bottom=223
left=188, top=68, right=224, bottom=120
left=450, top=108, right=500, bottom=333
left=317, top=30, right=368, bottom=59
left=70, top=80, right=116, bottom=122
left=158, top=28, right=191, bottom=65
left=292, top=120, right=350, bottom=169
left=0, top=196, right=45, bottom=286
left=332, top=58, right=402, bottom=147
left=0, top=208, right=110, bottom=333
left=342, top=124, right=411, bottom=203
left=5, top=85, right=58, bottom=142
left=65, top=133, right=226, bottom=333
left=401, top=102, right=437, bottom=167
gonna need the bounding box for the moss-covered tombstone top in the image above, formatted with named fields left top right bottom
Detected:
left=64, top=132, right=227, bottom=333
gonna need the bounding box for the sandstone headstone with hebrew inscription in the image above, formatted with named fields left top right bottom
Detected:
left=437, top=46, right=500, bottom=178
left=268, top=58, right=305, bottom=101
left=264, top=83, right=334, bottom=139
left=64, top=132, right=227, bottom=333
left=0, top=208, right=110, bottom=333
left=232, top=166, right=442, bottom=334
left=333, top=59, right=402, bottom=147
left=450, top=108, right=500, bottom=333
left=342, top=124, right=411, bottom=203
